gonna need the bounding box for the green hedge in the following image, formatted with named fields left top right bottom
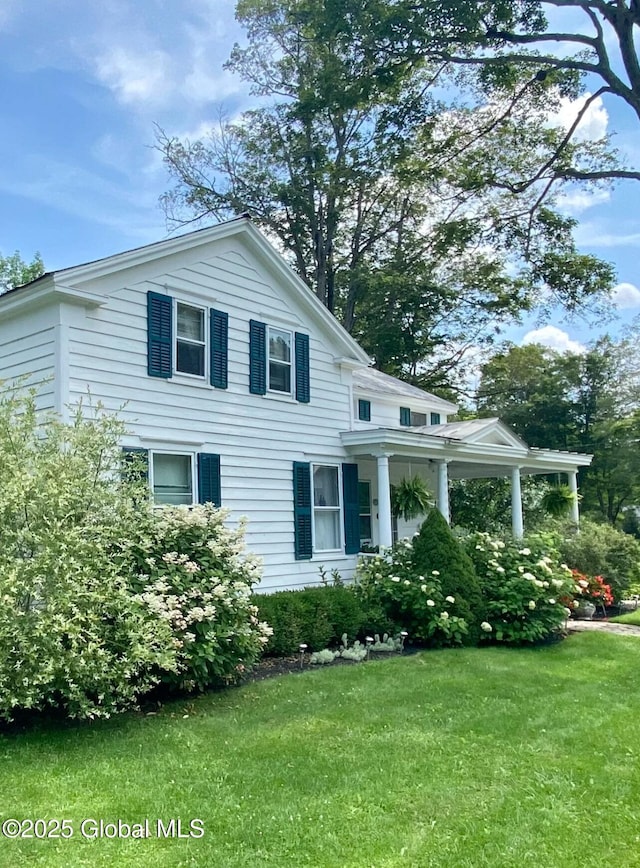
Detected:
left=252, top=586, right=391, bottom=656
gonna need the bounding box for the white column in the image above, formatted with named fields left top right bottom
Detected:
left=568, top=470, right=580, bottom=527
left=436, top=459, right=450, bottom=525
left=511, top=466, right=524, bottom=539
left=376, top=454, right=393, bottom=548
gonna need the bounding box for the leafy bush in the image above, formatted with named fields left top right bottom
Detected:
left=0, top=387, right=176, bottom=720
left=124, top=505, right=272, bottom=691
left=411, top=509, right=485, bottom=643
left=557, top=518, right=640, bottom=600
left=355, top=538, right=469, bottom=647
left=252, top=585, right=368, bottom=655
left=465, top=532, right=577, bottom=644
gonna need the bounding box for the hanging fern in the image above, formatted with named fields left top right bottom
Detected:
left=541, top=484, right=578, bottom=518
left=391, top=475, right=433, bottom=522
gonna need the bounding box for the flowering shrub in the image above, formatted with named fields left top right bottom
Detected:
left=354, top=540, right=469, bottom=647
left=571, top=570, right=614, bottom=607
left=464, top=532, right=578, bottom=644
left=124, top=505, right=272, bottom=691
left=0, top=387, right=176, bottom=721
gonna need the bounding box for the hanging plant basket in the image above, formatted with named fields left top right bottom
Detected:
left=541, top=484, right=579, bottom=518
left=391, top=476, right=433, bottom=522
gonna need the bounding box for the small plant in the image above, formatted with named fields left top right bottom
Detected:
left=391, top=475, right=433, bottom=522
left=371, top=633, right=402, bottom=652
left=541, top=484, right=579, bottom=518
left=310, top=649, right=339, bottom=664
left=339, top=640, right=368, bottom=662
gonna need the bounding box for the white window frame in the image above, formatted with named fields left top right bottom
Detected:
left=175, top=301, right=207, bottom=380
left=267, top=325, right=294, bottom=396
left=311, top=462, right=343, bottom=554
left=149, top=450, right=197, bottom=506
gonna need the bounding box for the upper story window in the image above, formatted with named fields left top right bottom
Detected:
left=430, top=412, right=441, bottom=425
left=176, top=303, right=205, bottom=377
left=268, top=327, right=293, bottom=393
left=400, top=407, right=411, bottom=426
left=358, top=399, right=371, bottom=421
left=410, top=411, right=426, bottom=426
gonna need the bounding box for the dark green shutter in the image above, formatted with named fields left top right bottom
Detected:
left=122, top=447, right=149, bottom=482
left=147, top=291, right=172, bottom=378
left=210, top=309, right=228, bottom=389
left=342, top=463, right=360, bottom=555
left=249, top=320, right=267, bottom=395
left=293, top=461, right=312, bottom=560
left=295, top=332, right=310, bottom=403
left=198, top=453, right=221, bottom=506
left=430, top=412, right=441, bottom=425
left=358, top=399, right=371, bottom=421
left=400, top=406, right=411, bottom=426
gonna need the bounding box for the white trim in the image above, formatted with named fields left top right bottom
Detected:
left=267, top=325, right=294, bottom=397
left=175, top=300, right=207, bottom=380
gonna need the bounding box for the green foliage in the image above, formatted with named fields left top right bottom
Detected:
left=0, top=250, right=44, bottom=294
left=557, top=518, right=640, bottom=600
left=411, top=510, right=485, bottom=642
left=465, top=531, right=577, bottom=644
left=391, top=475, right=433, bottom=521
left=450, top=476, right=549, bottom=534
left=124, top=506, right=271, bottom=692
left=355, top=538, right=469, bottom=647
left=252, top=585, right=368, bottom=656
left=0, top=387, right=175, bottom=720
left=540, top=484, right=577, bottom=518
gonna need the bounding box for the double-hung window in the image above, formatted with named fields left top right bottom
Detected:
left=313, top=464, right=341, bottom=551
left=268, top=327, right=293, bottom=394
left=176, top=303, right=206, bottom=377
left=150, top=452, right=195, bottom=505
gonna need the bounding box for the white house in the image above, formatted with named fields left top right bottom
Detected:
left=0, top=217, right=591, bottom=591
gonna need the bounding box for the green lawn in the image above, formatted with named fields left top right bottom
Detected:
left=2, top=633, right=640, bottom=868
left=609, top=609, right=640, bottom=626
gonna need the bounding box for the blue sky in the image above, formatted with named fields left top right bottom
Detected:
left=0, top=0, right=638, bottom=354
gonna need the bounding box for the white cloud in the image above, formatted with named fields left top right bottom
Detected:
left=556, top=187, right=611, bottom=215
left=553, top=92, right=609, bottom=141
left=94, top=46, right=173, bottom=106
left=612, top=282, right=640, bottom=310
left=521, top=326, right=586, bottom=354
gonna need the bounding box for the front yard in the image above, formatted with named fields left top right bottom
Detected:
left=2, top=632, right=640, bottom=868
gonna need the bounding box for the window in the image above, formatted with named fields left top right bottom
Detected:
left=400, top=406, right=411, bottom=426
left=358, top=399, right=371, bottom=421
left=268, top=327, right=293, bottom=393
left=410, top=411, right=427, bottom=426
left=151, top=452, right=194, bottom=505
left=176, top=303, right=205, bottom=377
left=430, top=412, right=441, bottom=425
left=313, top=464, right=341, bottom=551
left=358, top=480, right=372, bottom=542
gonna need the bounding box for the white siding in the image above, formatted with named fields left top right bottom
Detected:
left=66, top=245, right=359, bottom=591
left=0, top=305, right=57, bottom=411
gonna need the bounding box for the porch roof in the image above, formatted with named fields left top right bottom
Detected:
left=340, top=423, right=592, bottom=479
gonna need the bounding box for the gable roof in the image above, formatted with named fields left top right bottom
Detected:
left=352, top=367, right=458, bottom=412
left=421, top=417, right=528, bottom=449
left=0, top=217, right=371, bottom=365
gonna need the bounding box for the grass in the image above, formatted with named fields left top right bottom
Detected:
left=609, top=609, right=640, bottom=626
left=2, top=633, right=640, bottom=868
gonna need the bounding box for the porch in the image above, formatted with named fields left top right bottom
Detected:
left=341, top=419, right=592, bottom=546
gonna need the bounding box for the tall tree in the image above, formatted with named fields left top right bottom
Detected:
left=0, top=251, right=44, bottom=295
left=158, top=0, right=614, bottom=391
left=356, top=0, right=640, bottom=183
left=477, top=331, right=640, bottom=522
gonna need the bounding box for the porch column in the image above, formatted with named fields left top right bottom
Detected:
left=511, top=465, right=524, bottom=539
left=568, top=470, right=580, bottom=527
left=436, top=459, right=450, bottom=525
left=376, top=453, right=393, bottom=548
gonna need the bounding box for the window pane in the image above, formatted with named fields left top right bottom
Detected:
left=314, top=510, right=340, bottom=550
left=177, top=304, right=204, bottom=341
left=153, top=454, right=192, bottom=505
left=177, top=341, right=205, bottom=376
left=269, top=329, right=291, bottom=362
left=411, top=412, right=427, bottom=426
left=313, top=465, right=339, bottom=507
left=359, top=515, right=372, bottom=540
left=269, top=360, right=291, bottom=393
left=358, top=481, right=371, bottom=512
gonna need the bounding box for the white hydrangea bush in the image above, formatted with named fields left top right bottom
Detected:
left=124, top=505, right=272, bottom=691
left=0, top=386, right=177, bottom=721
